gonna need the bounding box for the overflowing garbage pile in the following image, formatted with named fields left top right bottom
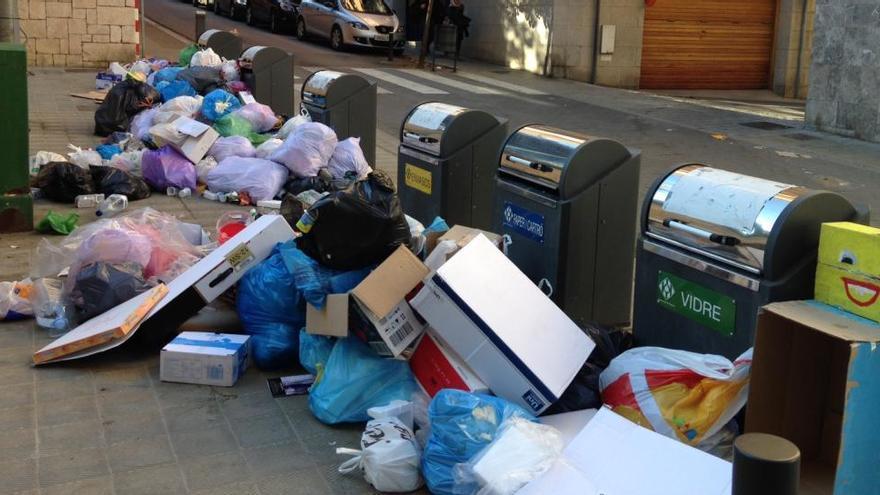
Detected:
left=30, top=45, right=370, bottom=215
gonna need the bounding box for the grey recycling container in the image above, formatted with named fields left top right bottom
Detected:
left=633, top=164, right=866, bottom=359
left=239, top=46, right=294, bottom=116
left=493, top=125, right=641, bottom=328
left=397, top=102, right=507, bottom=230
left=197, top=29, right=242, bottom=62
left=301, top=70, right=377, bottom=166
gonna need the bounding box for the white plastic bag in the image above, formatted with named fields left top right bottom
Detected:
left=131, top=107, right=159, bottom=142
left=276, top=108, right=312, bottom=139
left=268, top=122, right=338, bottom=178
left=337, top=417, right=424, bottom=493
left=153, top=95, right=203, bottom=125
left=206, top=157, right=288, bottom=201
left=234, top=103, right=278, bottom=133
left=453, top=417, right=563, bottom=495
left=600, top=346, right=753, bottom=449
left=196, top=156, right=218, bottom=184
left=208, top=135, right=256, bottom=162
left=109, top=150, right=145, bottom=176
left=129, top=60, right=152, bottom=77
left=67, top=145, right=103, bottom=168
left=254, top=138, right=283, bottom=159
left=189, top=48, right=223, bottom=67
left=220, top=59, right=240, bottom=81
left=328, top=137, right=372, bottom=180
left=108, top=61, right=127, bottom=76
left=0, top=279, right=33, bottom=321
left=30, top=151, right=66, bottom=176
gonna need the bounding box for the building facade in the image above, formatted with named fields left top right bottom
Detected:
left=17, top=0, right=139, bottom=68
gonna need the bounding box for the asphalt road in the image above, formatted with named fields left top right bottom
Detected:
left=145, top=0, right=880, bottom=218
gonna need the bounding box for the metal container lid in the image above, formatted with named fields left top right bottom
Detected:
left=238, top=46, right=287, bottom=68
left=498, top=125, right=631, bottom=199
left=197, top=29, right=223, bottom=46
left=646, top=165, right=804, bottom=274
left=301, top=70, right=372, bottom=108
left=400, top=102, right=501, bottom=157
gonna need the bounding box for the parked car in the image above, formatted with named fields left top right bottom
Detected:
left=296, top=0, right=405, bottom=53
left=191, top=0, right=214, bottom=8
left=245, top=0, right=301, bottom=33
left=213, top=0, right=247, bottom=20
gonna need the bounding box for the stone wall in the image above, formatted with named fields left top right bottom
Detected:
left=772, top=0, right=815, bottom=98
left=17, top=0, right=139, bottom=68
left=806, top=0, right=880, bottom=142
left=458, top=0, right=642, bottom=88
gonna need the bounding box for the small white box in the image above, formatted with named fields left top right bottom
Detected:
left=169, top=117, right=219, bottom=164
left=161, top=332, right=251, bottom=387
left=411, top=234, right=594, bottom=414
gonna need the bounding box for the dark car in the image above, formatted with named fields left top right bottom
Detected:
left=212, top=0, right=247, bottom=20
left=248, top=0, right=301, bottom=33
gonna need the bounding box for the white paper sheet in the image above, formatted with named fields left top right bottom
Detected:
left=174, top=117, right=210, bottom=137
left=408, top=103, right=464, bottom=131
left=663, top=167, right=793, bottom=233
left=520, top=408, right=732, bottom=495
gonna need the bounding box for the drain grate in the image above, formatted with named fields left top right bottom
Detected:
left=740, top=121, right=791, bottom=130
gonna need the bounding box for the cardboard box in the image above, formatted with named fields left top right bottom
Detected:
left=746, top=300, right=880, bottom=495
left=519, top=408, right=732, bottom=495
left=539, top=409, right=597, bottom=448
left=167, top=117, right=220, bottom=164
left=411, top=234, right=594, bottom=414
left=160, top=332, right=251, bottom=387
left=306, top=245, right=429, bottom=357
left=409, top=331, right=489, bottom=397
left=815, top=222, right=880, bottom=322
left=96, top=72, right=123, bottom=89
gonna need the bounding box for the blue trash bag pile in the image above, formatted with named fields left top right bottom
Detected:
left=237, top=240, right=369, bottom=370
left=157, top=80, right=197, bottom=102
left=422, top=390, right=537, bottom=495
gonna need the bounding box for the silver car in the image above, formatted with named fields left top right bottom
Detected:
left=296, top=0, right=405, bottom=53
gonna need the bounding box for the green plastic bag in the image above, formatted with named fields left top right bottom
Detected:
left=179, top=44, right=199, bottom=67
left=213, top=114, right=272, bottom=145
left=36, top=211, right=79, bottom=235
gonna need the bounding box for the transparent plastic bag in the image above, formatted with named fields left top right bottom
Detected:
left=276, top=108, right=312, bottom=139
left=206, top=157, right=288, bottom=202
left=142, top=146, right=197, bottom=191
left=0, top=279, right=33, bottom=320
left=130, top=107, right=158, bottom=143
left=233, top=103, right=278, bottom=133
left=337, top=417, right=424, bottom=493
left=328, top=137, right=371, bottom=180
left=220, top=59, right=240, bottom=81
left=208, top=135, right=256, bottom=162
left=298, top=328, right=334, bottom=376
left=67, top=145, right=103, bottom=168
left=30, top=277, right=70, bottom=335
left=600, top=346, right=753, bottom=449
left=153, top=95, right=203, bottom=125
left=189, top=48, right=223, bottom=67
left=270, top=122, right=338, bottom=178
left=452, top=417, right=563, bottom=495
left=195, top=156, right=218, bottom=184
left=30, top=151, right=66, bottom=176
left=109, top=150, right=145, bottom=176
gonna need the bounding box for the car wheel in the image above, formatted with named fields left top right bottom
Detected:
left=245, top=7, right=254, bottom=25
left=330, top=25, right=344, bottom=51
left=296, top=17, right=308, bottom=40
left=269, top=9, right=280, bottom=33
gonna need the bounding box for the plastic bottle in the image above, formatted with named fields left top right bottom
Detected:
left=95, top=194, right=128, bottom=217
left=74, top=193, right=105, bottom=208
left=178, top=187, right=192, bottom=198
left=203, top=190, right=219, bottom=201
left=166, top=186, right=179, bottom=196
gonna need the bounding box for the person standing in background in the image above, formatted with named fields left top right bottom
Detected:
left=447, top=0, right=470, bottom=55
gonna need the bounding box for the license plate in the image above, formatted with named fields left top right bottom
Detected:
left=374, top=34, right=389, bottom=42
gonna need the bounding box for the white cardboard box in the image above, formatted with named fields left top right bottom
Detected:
left=410, top=234, right=594, bottom=414
left=519, top=408, right=732, bottom=495
left=168, top=117, right=219, bottom=164
left=161, top=332, right=251, bottom=387
left=409, top=330, right=489, bottom=397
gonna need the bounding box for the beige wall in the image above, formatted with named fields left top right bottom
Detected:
left=459, top=0, right=643, bottom=88
left=772, top=0, right=815, bottom=98
left=18, top=0, right=139, bottom=68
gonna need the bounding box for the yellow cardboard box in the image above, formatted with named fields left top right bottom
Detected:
left=815, top=222, right=880, bottom=322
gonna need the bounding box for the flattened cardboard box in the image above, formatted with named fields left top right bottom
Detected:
left=747, top=300, right=880, bottom=495
left=160, top=332, right=251, bottom=387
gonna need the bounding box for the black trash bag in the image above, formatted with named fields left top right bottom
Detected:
left=90, top=165, right=152, bottom=200
left=94, top=79, right=161, bottom=137
left=296, top=170, right=411, bottom=270
left=283, top=168, right=356, bottom=196
left=542, top=324, right=633, bottom=415
left=70, top=261, right=150, bottom=323
left=279, top=193, right=306, bottom=230
left=175, top=66, right=223, bottom=95
left=32, top=162, right=95, bottom=202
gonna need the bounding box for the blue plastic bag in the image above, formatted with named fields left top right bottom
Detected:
left=237, top=243, right=305, bottom=369
left=298, top=329, right=334, bottom=376
left=201, top=88, right=241, bottom=122
left=422, top=390, right=536, bottom=495
left=280, top=245, right=370, bottom=309
left=159, top=80, right=197, bottom=102
left=153, top=66, right=184, bottom=86
left=308, top=337, right=418, bottom=424
left=96, top=143, right=122, bottom=160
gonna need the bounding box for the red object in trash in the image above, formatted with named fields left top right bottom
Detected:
left=218, top=222, right=246, bottom=244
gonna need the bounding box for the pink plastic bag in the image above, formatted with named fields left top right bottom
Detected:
left=328, top=138, right=372, bottom=180
left=233, top=103, right=278, bottom=133
left=208, top=136, right=256, bottom=162
left=142, top=145, right=197, bottom=190
left=268, top=122, right=338, bottom=178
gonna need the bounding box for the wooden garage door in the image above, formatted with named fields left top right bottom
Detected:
left=640, top=0, right=777, bottom=89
